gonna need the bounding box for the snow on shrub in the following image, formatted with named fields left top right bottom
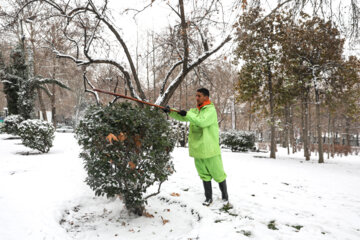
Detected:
left=220, top=130, right=255, bottom=152
left=75, top=103, right=176, bottom=216
left=3, top=114, right=24, bottom=135
left=170, top=120, right=188, bottom=147
left=18, top=119, right=55, bottom=153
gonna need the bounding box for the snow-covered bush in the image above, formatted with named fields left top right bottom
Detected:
left=220, top=130, right=256, bottom=152
left=170, top=120, right=188, bottom=147
left=18, top=119, right=55, bottom=153
left=75, top=103, right=175, bottom=216
left=3, top=114, right=23, bottom=135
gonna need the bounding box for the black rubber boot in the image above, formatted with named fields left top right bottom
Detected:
left=202, top=180, right=213, bottom=206
left=219, top=180, right=229, bottom=202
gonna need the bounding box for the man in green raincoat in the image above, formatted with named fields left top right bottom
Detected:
left=164, top=88, right=229, bottom=206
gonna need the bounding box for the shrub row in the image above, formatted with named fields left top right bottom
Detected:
left=2, top=115, right=55, bottom=153
left=220, top=130, right=255, bottom=152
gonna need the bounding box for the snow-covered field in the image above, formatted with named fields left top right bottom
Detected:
left=1, top=132, right=360, bottom=240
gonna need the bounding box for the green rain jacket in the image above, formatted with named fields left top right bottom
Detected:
left=169, top=103, right=221, bottom=159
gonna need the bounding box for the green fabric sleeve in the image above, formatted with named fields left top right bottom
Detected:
left=169, top=110, right=189, bottom=122
left=186, top=106, right=216, bottom=128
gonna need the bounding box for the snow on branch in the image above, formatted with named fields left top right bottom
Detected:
left=83, top=71, right=100, bottom=105
left=155, top=35, right=232, bottom=106
left=52, top=49, right=89, bottom=66
left=159, top=60, right=183, bottom=95
left=1, top=80, right=14, bottom=85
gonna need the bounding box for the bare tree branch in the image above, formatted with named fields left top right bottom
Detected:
left=156, top=35, right=232, bottom=106
left=83, top=70, right=100, bottom=105
left=159, top=59, right=183, bottom=95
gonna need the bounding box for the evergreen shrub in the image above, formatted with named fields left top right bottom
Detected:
left=220, top=130, right=255, bottom=152
left=170, top=120, right=188, bottom=147
left=18, top=119, right=55, bottom=153
left=75, top=103, right=175, bottom=216
left=3, top=114, right=23, bottom=135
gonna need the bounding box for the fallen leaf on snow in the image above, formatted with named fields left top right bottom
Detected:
left=144, top=211, right=154, bottom=218
left=161, top=216, right=169, bottom=225
left=170, top=192, right=180, bottom=197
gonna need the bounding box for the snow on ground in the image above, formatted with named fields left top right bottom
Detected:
left=0, top=132, right=360, bottom=240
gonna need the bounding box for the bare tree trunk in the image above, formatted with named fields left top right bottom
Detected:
left=51, top=56, right=57, bottom=128
left=248, top=101, right=252, bottom=131
left=331, top=117, right=336, bottom=158
left=51, top=83, right=56, bottom=128
left=308, top=99, right=312, bottom=156
left=289, top=105, right=296, bottom=153
left=302, top=92, right=310, bottom=160
left=345, top=115, right=351, bottom=156
left=327, top=111, right=331, bottom=159
left=231, top=96, right=236, bottom=130
left=37, top=88, right=48, bottom=121
left=179, top=82, right=182, bottom=109
left=267, top=64, right=276, bottom=159
left=284, top=104, right=290, bottom=155
left=315, top=90, right=324, bottom=163
left=146, top=32, right=150, bottom=100
left=152, top=32, right=156, bottom=102
left=301, top=100, right=305, bottom=154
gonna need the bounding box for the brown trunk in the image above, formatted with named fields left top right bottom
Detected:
left=289, top=105, right=296, bottom=153
left=331, top=117, right=336, bottom=158
left=327, top=111, right=331, bottom=159
left=301, top=100, right=305, bottom=155
left=179, top=82, right=182, bottom=109
left=315, top=90, right=324, bottom=163
left=51, top=83, right=56, bottom=128
left=308, top=100, right=312, bottom=156
left=284, top=104, right=290, bottom=155
left=248, top=101, right=252, bottom=131
left=303, top=92, right=310, bottom=160
left=146, top=33, right=150, bottom=100
left=37, top=88, right=47, bottom=121
left=51, top=55, right=57, bottom=128
left=345, top=115, right=351, bottom=156
left=152, top=32, right=156, bottom=102
left=267, top=63, right=276, bottom=159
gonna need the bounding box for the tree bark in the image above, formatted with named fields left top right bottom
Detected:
left=248, top=101, right=252, bottom=131
left=302, top=91, right=310, bottom=160
left=315, top=89, right=324, bottom=163
left=308, top=99, right=312, bottom=156
left=331, top=117, right=336, bottom=158
left=152, top=32, right=156, bottom=102
left=37, top=88, right=48, bottom=121
left=289, top=105, right=296, bottom=153
left=267, top=63, right=276, bottom=159
left=284, top=104, right=290, bottom=154
left=327, top=111, right=331, bottom=159
left=345, top=115, right=351, bottom=156
left=51, top=55, right=57, bottom=127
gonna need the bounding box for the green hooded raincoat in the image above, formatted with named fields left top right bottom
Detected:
left=169, top=103, right=226, bottom=182
left=169, top=103, right=221, bottom=158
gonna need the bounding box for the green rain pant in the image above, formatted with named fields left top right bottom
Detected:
left=194, top=154, right=227, bottom=183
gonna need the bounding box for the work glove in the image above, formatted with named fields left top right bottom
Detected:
left=178, top=110, right=187, bottom=116
left=163, top=105, right=171, bottom=113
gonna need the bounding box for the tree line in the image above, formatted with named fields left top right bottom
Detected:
left=234, top=7, right=360, bottom=162
left=0, top=1, right=359, bottom=163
